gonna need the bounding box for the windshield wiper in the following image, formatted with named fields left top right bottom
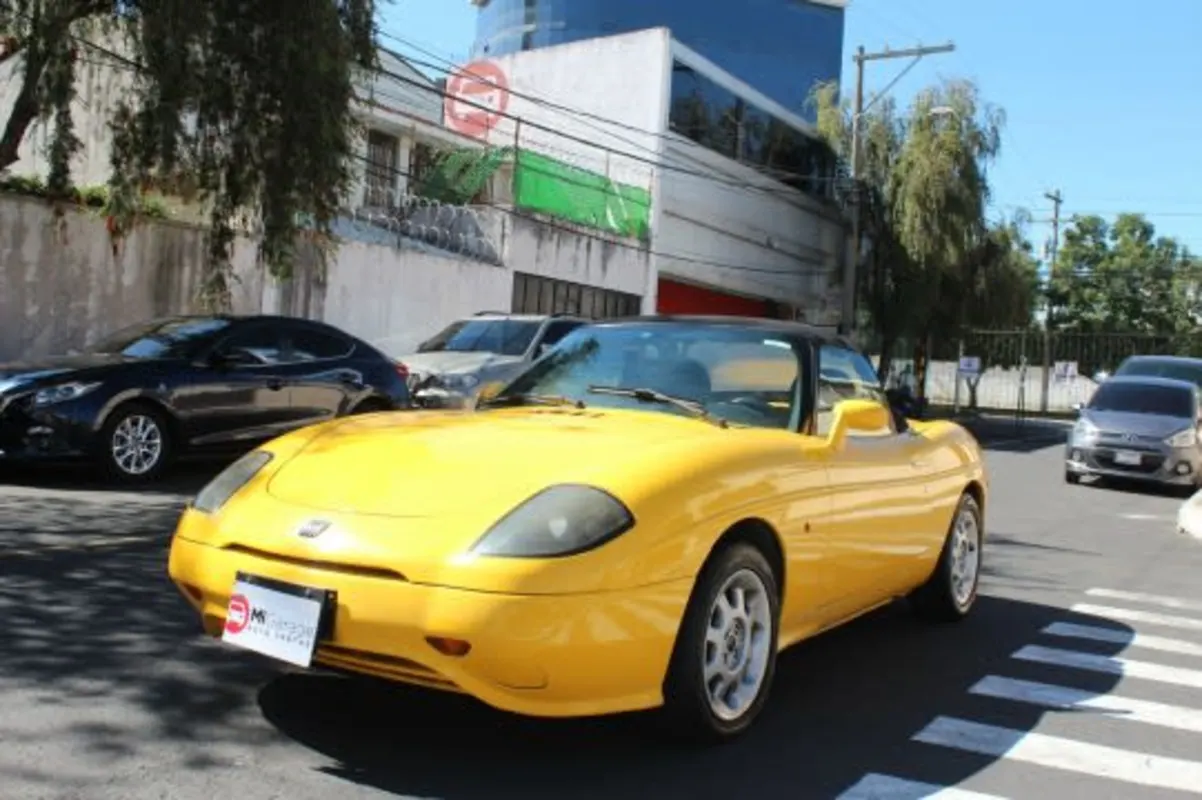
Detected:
left=586, top=385, right=728, bottom=428
left=480, top=393, right=586, bottom=409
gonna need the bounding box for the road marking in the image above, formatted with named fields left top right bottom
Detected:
left=1086, top=588, right=1202, bottom=613
left=970, top=675, right=1202, bottom=734
left=1043, top=621, right=1202, bottom=658
left=837, top=773, right=1007, bottom=799
left=913, top=716, right=1202, bottom=793
left=1119, top=513, right=1174, bottom=522
left=1013, top=644, right=1202, bottom=688
left=1072, top=603, right=1202, bottom=632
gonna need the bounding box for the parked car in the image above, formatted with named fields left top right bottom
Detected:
left=1112, top=354, right=1202, bottom=387
left=1066, top=375, right=1202, bottom=492
left=394, top=312, right=590, bottom=407
left=169, top=315, right=987, bottom=742
left=0, top=314, right=409, bottom=482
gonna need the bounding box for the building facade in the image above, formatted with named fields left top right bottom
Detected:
left=443, top=29, right=848, bottom=326
left=470, top=0, right=845, bottom=121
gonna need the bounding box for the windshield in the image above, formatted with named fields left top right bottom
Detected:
left=417, top=319, right=541, bottom=357
left=87, top=317, right=232, bottom=359
left=492, top=322, right=804, bottom=430
left=1088, top=382, right=1195, bottom=417
left=1114, top=358, right=1202, bottom=387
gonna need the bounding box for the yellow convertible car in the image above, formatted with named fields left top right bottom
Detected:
left=168, top=316, right=987, bottom=741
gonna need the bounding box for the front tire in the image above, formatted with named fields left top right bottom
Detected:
left=661, top=542, right=780, bottom=744
left=98, top=402, right=172, bottom=483
left=909, top=492, right=983, bottom=622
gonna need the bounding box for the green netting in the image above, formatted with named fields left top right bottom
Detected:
left=414, top=146, right=513, bottom=205
left=513, top=149, right=650, bottom=240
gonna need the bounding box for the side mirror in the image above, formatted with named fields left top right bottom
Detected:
left=826, top=399, right=892, bottom=450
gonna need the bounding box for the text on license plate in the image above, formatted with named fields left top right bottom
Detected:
left=221, top=575, right=327, bottom=667
left=1114, top=450, right=1143, bottom=465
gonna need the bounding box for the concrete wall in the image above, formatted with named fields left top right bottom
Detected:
left=0, top=194, right=649, bottom=361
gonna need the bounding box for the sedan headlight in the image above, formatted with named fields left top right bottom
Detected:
left=1073, top=418, right=1099, bottom=438
left=192, top=450, right=273, bottom=514
left=441, top=373, right=480, bottom=392
left=1166, top=427, right=1198, bottom=448
left=469, top=484, right=634, bottom=558
left=33, top=381, right=100, bottom=406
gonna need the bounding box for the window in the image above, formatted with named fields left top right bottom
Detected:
left=418, top=319, right=542, bottom=357
left=1088, top=382, right=1195, bottom=418
left=511, top=272, right=641, bottom=318
left=287, top=325, right=354, bottom=362
left=496, top=322, right=804, bottom=431
left=88, top=317, right=232, bottom=360
left=217, top=325, right=285, bottom=365
left=815, top=344, right=888, bottom=436
left=666, top=60, right=838, bottom=203
left=365, top=129, right=399, bottom=207
left=539, top=320, right=585, bottom=349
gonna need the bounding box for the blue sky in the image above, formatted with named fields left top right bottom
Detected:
left=380, top=0, right=1202, bottom=260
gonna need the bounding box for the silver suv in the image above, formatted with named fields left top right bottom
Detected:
left=398, top=312, right=589, bottom=406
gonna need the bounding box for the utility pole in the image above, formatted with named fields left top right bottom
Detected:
left=840, top=42, right=956, bottom=338
left=1039, top=189, right=1063, bottom=412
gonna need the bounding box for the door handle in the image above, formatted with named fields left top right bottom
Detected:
left=910, top=458, right=927, bottom=469
left=266, top=377, right=285, bottom=391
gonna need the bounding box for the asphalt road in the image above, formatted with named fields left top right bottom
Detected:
left=4, top=427, right=1202, bottom=799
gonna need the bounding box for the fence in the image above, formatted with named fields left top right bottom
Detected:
left=917, top=329, right=1202, bottom=414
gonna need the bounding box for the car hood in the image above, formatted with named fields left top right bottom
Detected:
left=0, top=353, right=132, bottom=392
left=399, top=351, right=523, bottom=376
left=1083, top=409, right=1193, bottom=438
left=266, top=406, right=723, bottom=518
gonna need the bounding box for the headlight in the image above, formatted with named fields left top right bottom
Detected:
left=1073, top=418, right=1099, bottom=438
left=442, top=373, right=480, bottom=392
left=469, top=484, right=634, bottom=558
left=192, top=450, right=273, bottom=514
left=1167, top=427, right=1198, bottom=448
left=33, top=381, right=100, bottom=406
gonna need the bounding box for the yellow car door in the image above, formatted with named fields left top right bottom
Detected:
left=812, top=345, right=932, bottom=614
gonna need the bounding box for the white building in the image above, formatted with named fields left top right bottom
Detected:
left=440, top=28, right=849, bottom=327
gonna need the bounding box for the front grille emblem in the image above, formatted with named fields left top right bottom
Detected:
left=296, top=519, right=332, bottom=539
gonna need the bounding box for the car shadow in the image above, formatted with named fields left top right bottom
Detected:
left=257, top=596, right=1129, bottom=798
left=1078, top=474, right=1193, bottom=499
left=0, top=456, right=226, bottom=497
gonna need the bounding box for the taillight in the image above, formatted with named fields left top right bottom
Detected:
left=395, top=362, right=409, bottom=379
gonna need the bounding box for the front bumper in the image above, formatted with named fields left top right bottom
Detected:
left=0, top=392, right=95, bottom=461
left=1064, top=435, right=1201, bottom=486
left=167, top=534, right=692, bottom=718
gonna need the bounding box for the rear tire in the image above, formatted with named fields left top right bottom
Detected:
left=661, top=542, right=780, bottom=744
left=909, top=493, right=982, bottom=623
left=97, top=402, right=173, bottom=484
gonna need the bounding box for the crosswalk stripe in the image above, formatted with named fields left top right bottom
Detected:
left=913, top=716, right=1202, bottom=793
left=836, top=773, right=1008, bottom=799
left=1072, top=603, right=1202, bottom=632
left=1043, top=621, right=1202, bottom=658
left=970, top=675, right=1202, bottom=733
left=1087, top=588, right=1202, bottom=613
left=1013, top=644, right=1202, bottom=688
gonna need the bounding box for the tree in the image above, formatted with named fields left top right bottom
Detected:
left=809, top=78, right=1010, bottom=386
left=1047, top=212, right=1199, bottom=335
left=0, top=0, right=380, bottom=309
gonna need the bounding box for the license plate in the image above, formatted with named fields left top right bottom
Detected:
left=1114, top=450, right=1142, bottom=466
left=221, top=573, right=332, bottom=667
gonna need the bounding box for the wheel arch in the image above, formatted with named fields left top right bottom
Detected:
left=701, top=517, right=787, bottom=601
left=98, top=395, right=184, bottom=446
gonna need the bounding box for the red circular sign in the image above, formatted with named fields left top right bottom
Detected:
left=226, top=594, right=251, bottom=634
left=444, top=61, right=510, bottom=140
